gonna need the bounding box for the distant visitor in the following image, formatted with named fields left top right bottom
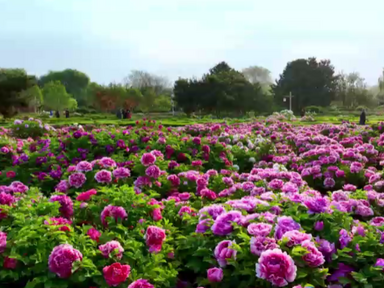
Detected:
left=359, top=109, right=366, bottom=125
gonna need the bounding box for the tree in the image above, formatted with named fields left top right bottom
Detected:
left=242, top=66, right=273, bottom=85
left=377, top=69, right=384, bottom=105
left=124, top=70, right=171, bottom=96
left=42, top=81, right=72, bottom=111
left=68, top=98, right=78, bottom=111
left=138, top=87, right=157, bottom=113
left=39, top=69, right=90, bottom=106
left=272, top=58, right=338, bottom=112
left=0, top=68, right=36, bottom=118
left=153, top=95, right=172, bottom=112
left=173, top=78, right=202, bottom=116
left=20, top=85, right=43, bottom=113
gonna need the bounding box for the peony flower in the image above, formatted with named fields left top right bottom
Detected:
left=0, top=232, right=6, bottom=253
left=76, top=189, right=97, bottom=201
left=250, top=236, right=279, bottom=256
left=314, top=221, right=324, bottom=231
left=50, top=195, right=73, bottom=219
left=141, top=153, right=156, bottom=166
left=256, top=248, right=297, bottom=287
left=304, top=196, right=330, bottom=214
left=113, top=167, right=131, bottom=179
left=3, top=257, right=17, bottom=269
left=214, top=240, right=237, bottom=267
left=327, top=263, right=354, bottom=282
left=95, top=170, right=112, bottom=183
left=207, top=267, right=223, bottom=282
left=75, top=161, right=93, bottom=172
left=301, top=240, right=325, bottom=267
left=339, top=229, right=352, bottom=249
left=282, top=230, right=312, bottom=247
left=44, top=217, right=72, bottom=231
left=9, top=181, right=28, bottom=193
left=99, top=240, right=124, bottom=259
left=87, top=227, right=101, bottom=241
left=211, top=211, right=243, bottom=236
left=152, top=208, right=162, bottom=221
left=103, top=262, right=130, bottom=287
left=145, top=165, right=161, bottom=179
left=99, top=157, right=117, bottom=168
left=48, top=244, right=83, bottom=278
left=145, top=226, right=166, bottom=253
left=101, top=205, right=127, bottom=226
left=55, top=180, right=70, bottom=193
left=68, top=172, right=87, bottom=188
left=247, top=223, right=272, bottom=237
left=128, top=279, right=155, bottom=288
left=274, top=216, right=301, bottom=239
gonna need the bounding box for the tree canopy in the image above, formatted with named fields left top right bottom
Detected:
left=272, top=58, right=338, bottom=112
left=0, top=68, right=36, bottom=118
left=39, top=69, right=90, bottom=106
left=42, top=81, right=73, bottom=111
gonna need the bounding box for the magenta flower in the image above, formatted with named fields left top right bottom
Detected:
left=207, top=267, right=223, bottom=282
left=303, top=196, right=330, bottom=214
left=145, top=226, right=166, bottom=253
left=75, top=161, right=93, bottom=172
left=68, top=172, right=86, bottom=188
left=103, top=262, right=130, bottom=287
left=55, top=180, right=70, bottom=193
left=141, top=153, right=156, bottom=166
left=247, top=223, right=272, bottom=237
left=9, top=181, right=28, bottom=193
left=250, top=236, right=278, bottom=256
left=95, top=170, right=112, bottom=183
left=211, top=211, right=243, bottom=236
left=274, top=216, right=301, bottom=239
left=128, top=279, right=154, bottom=288
left=87, top=227, right=101, bottom=241
left=301, top=240, right=325, bottom=267
left=282, top=230, right=312, bottom=247
left=314, top=221, right=324, bottom=231
left=99, top=240, right=124, bottom=259
left=99, top=157, right=117, bottom=168
left=48, top=244, right=82, bottom=278
left=214, top=240, right=237, bottom=267
left=0, top=232, right=6, bottom=253
left=339, top=229, right=352, bottom=249
left=101, top=205, right=127, bottom=226
left=76, top=189, right=97, bottom=201
left=112, top=167, right=131, bottom=179
left=167, top=175, right=180, bottom=186
left=145, top=165, right=161, bottom=179
left=50, top=195, right=73, bottom=219
left=3, top=257, right=17, bottom=269
left=256, top=248, right=297, bottom=287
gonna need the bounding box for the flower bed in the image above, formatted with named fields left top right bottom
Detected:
left=1, top=119, right=384, bottom=287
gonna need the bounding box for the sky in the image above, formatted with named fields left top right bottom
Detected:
left=1, top=0, right=383, bottom=85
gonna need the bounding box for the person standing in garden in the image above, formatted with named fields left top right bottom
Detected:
left=359, top=109, right=366, bottom=125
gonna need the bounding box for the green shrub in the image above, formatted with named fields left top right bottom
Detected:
left=305, top=105, right=323, bottom=113
left=11, top=119, right=52, bottom=139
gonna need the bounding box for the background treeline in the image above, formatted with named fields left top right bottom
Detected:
left=1, top=57, right=384, bottom=118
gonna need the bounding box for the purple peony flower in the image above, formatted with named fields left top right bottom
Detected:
left=55, top=180, right=70, bottom=193
left=48, top=244, right=82, bottom=278
left=314, top=221, right=324, bottom=231
left=112, top=167, right=131, bottom=179
left=141, top=153, right=156, bottom=166
left=339, top=229, right=352, bottom=249
left=282, top=230, right=312, bottom=247
left=95, top=170, right=112, bottom=183
left=99, top=157, right=117, bottom=168
left=207, top=267, right=223, bottom=282
left=9, top=181, right=28, bottom=194
left=250, top=236, right=278, bottom=256
left=99, top=240, right=124, bottom=259
left=128, top=279, right=154, bottom=288
left=323, top=177, right=335, bottom=188
left=301, top=240, right=325, bottom=267
left=50, top=195, right=73, bottom=219
left=274, top=216, right=301, bottom=239
left=247, top=223, right=272, bottom=237
left=304, top=196, right=330, bottom=214
left=75, top=161, right=93, bottom=172
left=68, top=172, right=86, bottom=188
left=145, top=165, right=161, bottom=179
left=214, top=240, right=237, bottom=267
left=327, top=263, right=354, bottom=282
left=211, top=211, right=243, bottom=236
left=0, top=232, right=6, bottom=253
left=256, top=248, right=297, bottom=287
left=101, top=205, right=127, bottom=226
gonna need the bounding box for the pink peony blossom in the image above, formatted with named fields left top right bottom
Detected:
left=103, top=262, right=130, bottom=287
left=112, top=167, right=131, bottom=179
left=9, top=181, right=28, bottom=193
left=301, top=240, right=325, bottom=267
left=145, top=165, right=161, bottom=179
left=50, top=195, right=73, bottom=219
left=128, top=279, right=155, bottom=288
left=99, top=240, right=124, bottom=259
left=48, top=244, right=83, bottom=278
left=101, top=205, right=127, bottom=226
left=75, top=161, right=93, bottom=172
left=247, top=223, right=272, bottom=237
left=250, top=236, right=278, bottom=256
left=141, top=153, right=156, bottom=166
left=68, top=172, right=86, bottom=188
left=214, top=240, right=237, bottom=267
left=256, top=248, right=297, bottom=287
left=3, top=257, right=17, bottom=269
left=282, top=230, right=312, bottom=247
left=95, top=170, right=112, bottom=183
left=0, top=232, right=6, bottom=253
left=99, top=157, right=117, bottom=168
left=76, top=189, right=97, bottom=201
left=207, top=267, right=223, bottom=282
left=55, top=180, right=70, bottom=193
left=145, top=226, right=166, bottom=253
left=87, top=227, right=101, bottom=241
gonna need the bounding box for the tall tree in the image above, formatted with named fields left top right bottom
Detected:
left=39, top=69, right=90, bottom=106
left=242, top=65, right=273, bottom=85
left=42, top=81, right=72, bottom=111
left=0, top=68, right=36, bottom=118
left=20, top=85, right=44, bottom=113
left=124, top=70, right=171, bottom=96
left=272, top=58, right=338, bottom=112
left=173, top=78, right=202, bottom=116
left=335, top=72, right=373, bottom=107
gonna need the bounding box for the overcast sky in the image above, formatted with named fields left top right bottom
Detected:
left=1, top=0, right=383, bottom=85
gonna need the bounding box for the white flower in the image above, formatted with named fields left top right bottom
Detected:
left=233, top=164, right=240, bottom=171
left=249, top=157, right=256, bottom=163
